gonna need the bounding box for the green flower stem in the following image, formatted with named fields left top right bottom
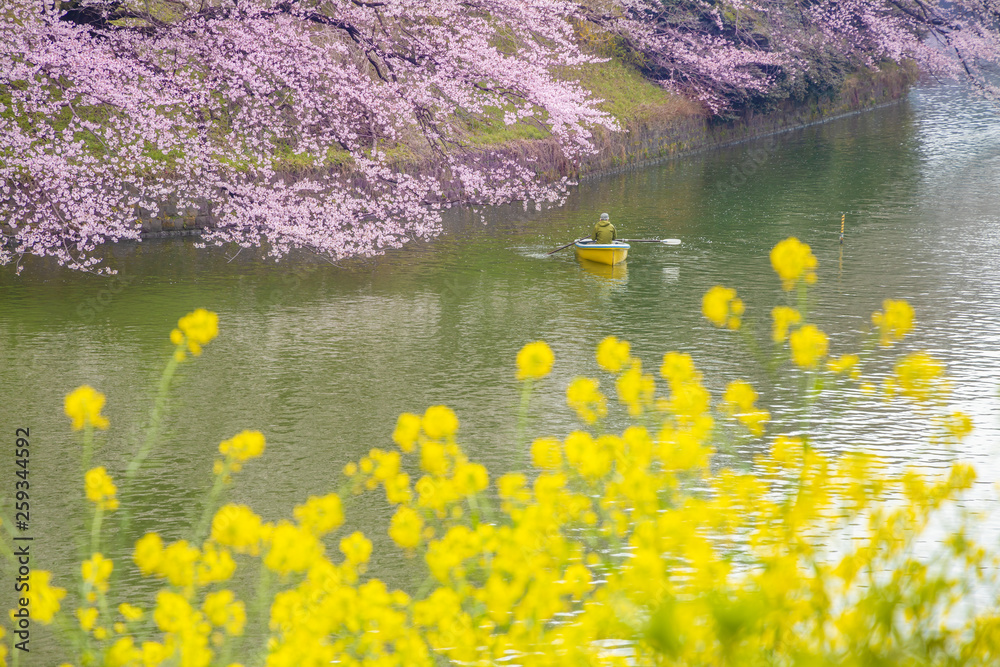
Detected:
left=114, top=344, right=184, bottom=551
left=193, top=465, right=229, bottom=544
left=90, top=505, right=104, bottom=555
left=796, top=281, right=810, bottom=318
left=468, top=491, right=494, bottom=526
left=125, top=345, right=183, bottom=483
left=736, top=319, right=768, bottom=372
left=249, top=564, right=275, bottom=667
left=81, top=422, right=94, bottom=476
left=516, top=378, right=533, bottom=462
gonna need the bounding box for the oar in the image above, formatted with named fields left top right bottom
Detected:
left=621, top=238, right=682, bottom=245
left=546, top=239, right=582, bottom=255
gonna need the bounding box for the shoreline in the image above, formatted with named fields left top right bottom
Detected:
left=132, top=65, right=917, bottom=240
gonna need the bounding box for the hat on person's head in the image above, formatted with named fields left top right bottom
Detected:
left=600, top=213, right=610, bottom=220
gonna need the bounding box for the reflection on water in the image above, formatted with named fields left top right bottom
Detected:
left=2, top=82, right=1000, bottom=615
left=577, top=257, right=629, bottom=282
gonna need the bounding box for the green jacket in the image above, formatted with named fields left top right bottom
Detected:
left=592, top=220, right=616, bottom=243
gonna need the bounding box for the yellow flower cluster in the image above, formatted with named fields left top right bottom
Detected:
left=702, top=285, right=743, bottom=329
left=566, top=377, right=607, bottom=424
left=64, top=385, right=109, bottom=430
left=892, top=351, right=947, bottom=404
left=82, top=553, right=113, bottom=599
left=215, top=429, right=266, bottom=477
left=218, top=430, right=265, bottom=461
left=85, top=466, right=119, bottom=511
left=515, top=340, right=554, bottom=380
left=170, top=308, right=219, bottom=360
left=616, top=359, right=656, bottom=416
left=27, top=285, right=992, bottom=667
left=872, top=298, right=915, bottom=347
left=293, top=493, right=344, bottom=536
left=25, top=570, right=66, bottom=624
left=209, top=505, right=266, bottom=556
left=769, top=236, right=817, bottom=290
left=596, top=335, right=632, bottom=372
left=722, top=380, right=770, bottom=436
left=827, top=353, right=860, bottom=376
left=771, top=306, right=801, bottom=343
left=789, top=324, right=829, bottom=369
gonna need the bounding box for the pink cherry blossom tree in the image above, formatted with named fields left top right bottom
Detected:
left=594, top=0, right=1000, bottom=113
left=1, top=0, right=615, bottom=273
left=3, top=0, right=1000, bottom=273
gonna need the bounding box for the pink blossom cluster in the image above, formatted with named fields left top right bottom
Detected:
left=0, top=0, right=614, bottom=272
left=600, top=0, right=1000, bottom=114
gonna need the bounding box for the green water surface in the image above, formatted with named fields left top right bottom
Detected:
left=2, top=83, right=1000, bottom=638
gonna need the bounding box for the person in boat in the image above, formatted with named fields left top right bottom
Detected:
left=592, top=212, right=616, bottom=243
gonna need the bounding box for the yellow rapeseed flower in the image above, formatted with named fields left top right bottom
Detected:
left=175, top=308, right=219, bottom=357
left=453, top=461, right=489, bottom=495
left=944, top=411, right=973, bottom=440
left=827, top=353, right=860, bottom=375
left=722, top=381, right=770, bottom=437
left=263, top=521, right=323, bottom=575
left=133, top=532, right=164, bottom=576
left=564, top=431, right=612, bottom=480
left=340, top=531, right=373, bottom=564
left=211, top=504, right=265, bottom=556
left=660, top=352, right=699, bottom=389
left=81, top=553, right=113, bottom=594
left=159, top=540, right=200, bottom=588
left=84, top=466, right=119, bottom=511
left=293, top=493, right=344, bottom=536
left=516, top=341, right=554, bottom=380
left=105, top=637, right=141, bottom=667
left=27, top=571, right=65, bottom=624
left=218, top=430, right=265, bottom=462
left=770, top=237, right=817, bottom=290
left=531, top=437, right=563, bottom=470
left=153, top=590, right=195, bottom=634
left=118, top=603, right=143, bottom=622
left=739, top=410, right=770, bottom=437
left=770, top=435, right=805, bottom=467
left=723, top=380, right=757, bottom=413
left=64, top=385, right=109, bottom=430
left=702, top=285, right=743, bottom=329
left=392, top=412, right=422, bottom=452
left=771, top=306, right=801, bottom=343
left=566, top=377, right=607, bottom=424
left=562, top=563, right=593, bottom=601
left=141, top=641, right=171, bottom=666
left=617, top=361, right=655, bottom=416
left=893, top=352, right=947, bottom=403
left=203, top=590, right=246, bottom=636
left=389, top=506, right=424, bottom=549
left=789, top=324, right=828, bottom=369
left=77, top=607, right=99, bottom=632
left=384, top=471, right=413, bottom=505
left=422, top=405, right=459, bottom=439
left=596, top=336, right=632, bottom=373
left=871, top=299, right=914, bottom=347
left=196, top=544, right=236, bottom=586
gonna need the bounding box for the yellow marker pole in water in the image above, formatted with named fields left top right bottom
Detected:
left=839, top=213, right=845, bottom=276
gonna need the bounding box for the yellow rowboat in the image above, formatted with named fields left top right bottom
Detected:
left=574, top=240, right=630, bottom=265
